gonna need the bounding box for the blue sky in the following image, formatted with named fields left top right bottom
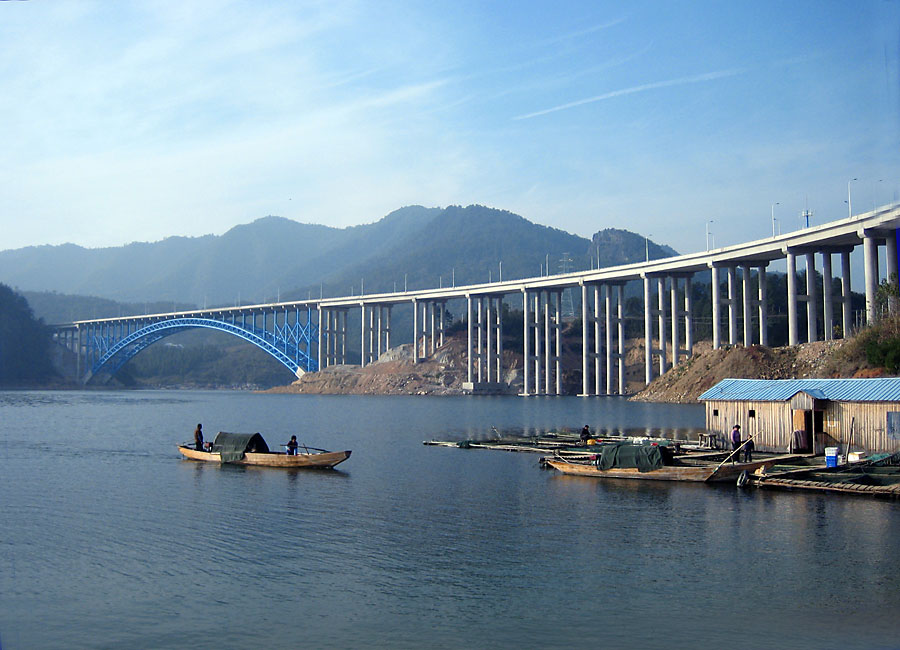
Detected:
left=2, top=1, right=898, bottom=255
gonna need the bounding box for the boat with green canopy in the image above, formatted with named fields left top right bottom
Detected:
left=545, top=441, right=795, bottom=483
left=178, top=431, right=351, bottom=469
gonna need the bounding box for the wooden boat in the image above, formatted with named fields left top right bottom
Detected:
left=545, top=445, right=801, bottom=483
left=178, top=431, right=351, bottom=469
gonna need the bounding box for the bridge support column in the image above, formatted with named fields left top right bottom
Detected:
left=428, top=302, right=436, bottom=356
left=617, top=284, right=626, bottom=394
left=644, top=276, right=653, bottom=384
left=864, top=233, right=879, bottom=324
left=657, top=277, right=667, bottom=376
left=841, top=250, right=852, bottom=336
left=603, top=285, right=611, bottom=394
left=544, top=292, right=551, bottom=394
left=726, top=266, right=737, bottom=345
left=670, top=277, right=680, bottom=366
left=485, top=297, right=493, bottom=382
left=476, top=298, right=484, bottom=383
left=533, top=292, right=543, bottom=394
left=413, top=299, right=420, bottom=364
left=886, top=231, right=899, bottom=314
left=786, top=250, right=799, bottom=345
left=580, top=283, right=615, bottom=397
left=581, top=284, right=590, bottom=396
left=806, top=253, right=818, bottom=342
left=554, top=291, right=562, bottom=395
left=757, top=266, right=768, bottom=346
left=742, top=265, right=752, bottom=347
left=822, top=253, right=833, bottom=341
left=684, top=276, right=694, bottom=358
left=521, top=291, right=530, bottom=395
left=359, top=304, right=368, bottom=367
left=466, top=296, right=473, bottom=383
left=711, top=265, right=721, bottom=349
left=494, top=296, right=503, bottom=384
left=317, top=307, right=324, bottom=369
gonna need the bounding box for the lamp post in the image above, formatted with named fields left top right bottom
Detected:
left=771, top=203, right=779, bottom=237
left=848, top=178, right=857, bottom=218
left=706, top=220, right=714, bottom=251
left=645, top=234, right=651, bottom=262
left=499, top=261, right=502, bottom=282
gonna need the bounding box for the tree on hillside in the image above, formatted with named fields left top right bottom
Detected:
left=0, top=283, right=56, bottom=385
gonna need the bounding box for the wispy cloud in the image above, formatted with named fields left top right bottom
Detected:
left=513, top=68, right=745, bottom=120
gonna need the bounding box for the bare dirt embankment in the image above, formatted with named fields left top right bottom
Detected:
left=266, top=318, right=897, bottom=401
left=629, top=338, right=876, bottom=403
left=265, top=337, right=523, bottom=396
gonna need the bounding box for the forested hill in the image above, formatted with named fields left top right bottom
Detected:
left=0, top=284, right=56, bottom=386
left=0, top=205, right=677, bottom=314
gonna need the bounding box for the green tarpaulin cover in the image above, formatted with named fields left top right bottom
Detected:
left=211, top=432, right=270, bottom=463
left=597, top=442, right=667, bottom=472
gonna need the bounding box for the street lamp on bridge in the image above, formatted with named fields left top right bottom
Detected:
left=848, top=178, right=858, bottom=218
left=706, top=220, right=714, bottom=251
left=771, top=203, right=779, bottom=237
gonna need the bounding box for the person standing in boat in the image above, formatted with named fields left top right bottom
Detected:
left=742, top=435, right=754, bottom=462
left=286, top=435, right=299, bottom=455
left=730, top=424, right=741, bottom=462
left=194, top=423, right=204, bottom=451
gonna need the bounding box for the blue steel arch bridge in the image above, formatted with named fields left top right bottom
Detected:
left=54, top=305, right=319, bottom=384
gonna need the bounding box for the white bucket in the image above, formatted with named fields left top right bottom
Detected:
left=825, top=446, right=838, bottom=457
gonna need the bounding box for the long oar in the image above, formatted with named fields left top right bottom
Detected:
left=711, top=432, right=756, bottom=474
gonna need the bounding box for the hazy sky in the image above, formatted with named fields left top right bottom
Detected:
left=2, top=1, right=899, bottom=255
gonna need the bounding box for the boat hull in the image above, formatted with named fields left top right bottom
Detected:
left=546, top=457, right=788, bottom=483
left=177, top=445, right=351, bottom=469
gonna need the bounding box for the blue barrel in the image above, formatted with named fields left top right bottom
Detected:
left=825, top=446, right=838, bottom=467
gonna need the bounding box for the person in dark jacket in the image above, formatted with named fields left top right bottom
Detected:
left=286, top=435, right=299, bottom=455
left=194, top=423, right=204, bottom=451
left=580, top=425, right=591, bottom=445
left=742, top=436, right=755, bottom=462
left=731, top=425, right=741, bottom=463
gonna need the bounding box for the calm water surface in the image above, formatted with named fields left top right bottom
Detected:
left=1, top=391, right=899, bottom=649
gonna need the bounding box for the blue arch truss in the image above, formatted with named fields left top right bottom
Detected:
left=86, top=316, right=318, bottom=383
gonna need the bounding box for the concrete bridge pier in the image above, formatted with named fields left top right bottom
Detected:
left=669, top=274, right=692, bottom=366
left=886, top=231, right=900, bottom=315
left=613, top=284, right=626, bottom=394
left=726, top=265, right=738, bottom=345
left=643, top=275, right=668, bottom=385
left=806, top=253, right=819, bottom=342
left=786, top=249, right=799, bottom=345
left=863, top=232, right=879, bottom=324
left=757, top=265, right=768, bottom=346
left=841, top=250, right=852, bottom=335
left=822, top=252, right=834, bottom=340
left=741, top=265, right=752, bottom=347
left=521, top=291, right=531, bottom=395
left=580, top=283, right=597, bottom=396
left=711, top=265, right=721, bottom=349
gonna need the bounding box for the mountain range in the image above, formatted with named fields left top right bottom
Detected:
left=2, top=205, right=677, bottom=321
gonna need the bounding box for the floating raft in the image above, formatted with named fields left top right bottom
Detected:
left=423, top=431, right=641, bottom=457
left=750, top=461, right=900, bottom=498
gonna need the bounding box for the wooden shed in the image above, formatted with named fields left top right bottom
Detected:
left=699, top=378, right=900, bottom=455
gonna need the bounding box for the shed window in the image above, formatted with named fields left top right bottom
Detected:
left=712, top=409, right=719, bottom=417
left=888, top=412, right=900, bottom=440
left=748, top=409, right=756, bottom=418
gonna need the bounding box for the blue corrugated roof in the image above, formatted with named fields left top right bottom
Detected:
left=699, top=377, right=900, bottom=402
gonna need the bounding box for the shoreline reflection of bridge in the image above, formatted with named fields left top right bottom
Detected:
left=53, top=204, right=900, bottom=392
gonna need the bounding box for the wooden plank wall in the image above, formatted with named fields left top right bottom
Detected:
left=705, top=400, right=900, bottom=454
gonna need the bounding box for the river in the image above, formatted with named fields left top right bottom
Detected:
left=1, top=390, right=898, bottom=649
